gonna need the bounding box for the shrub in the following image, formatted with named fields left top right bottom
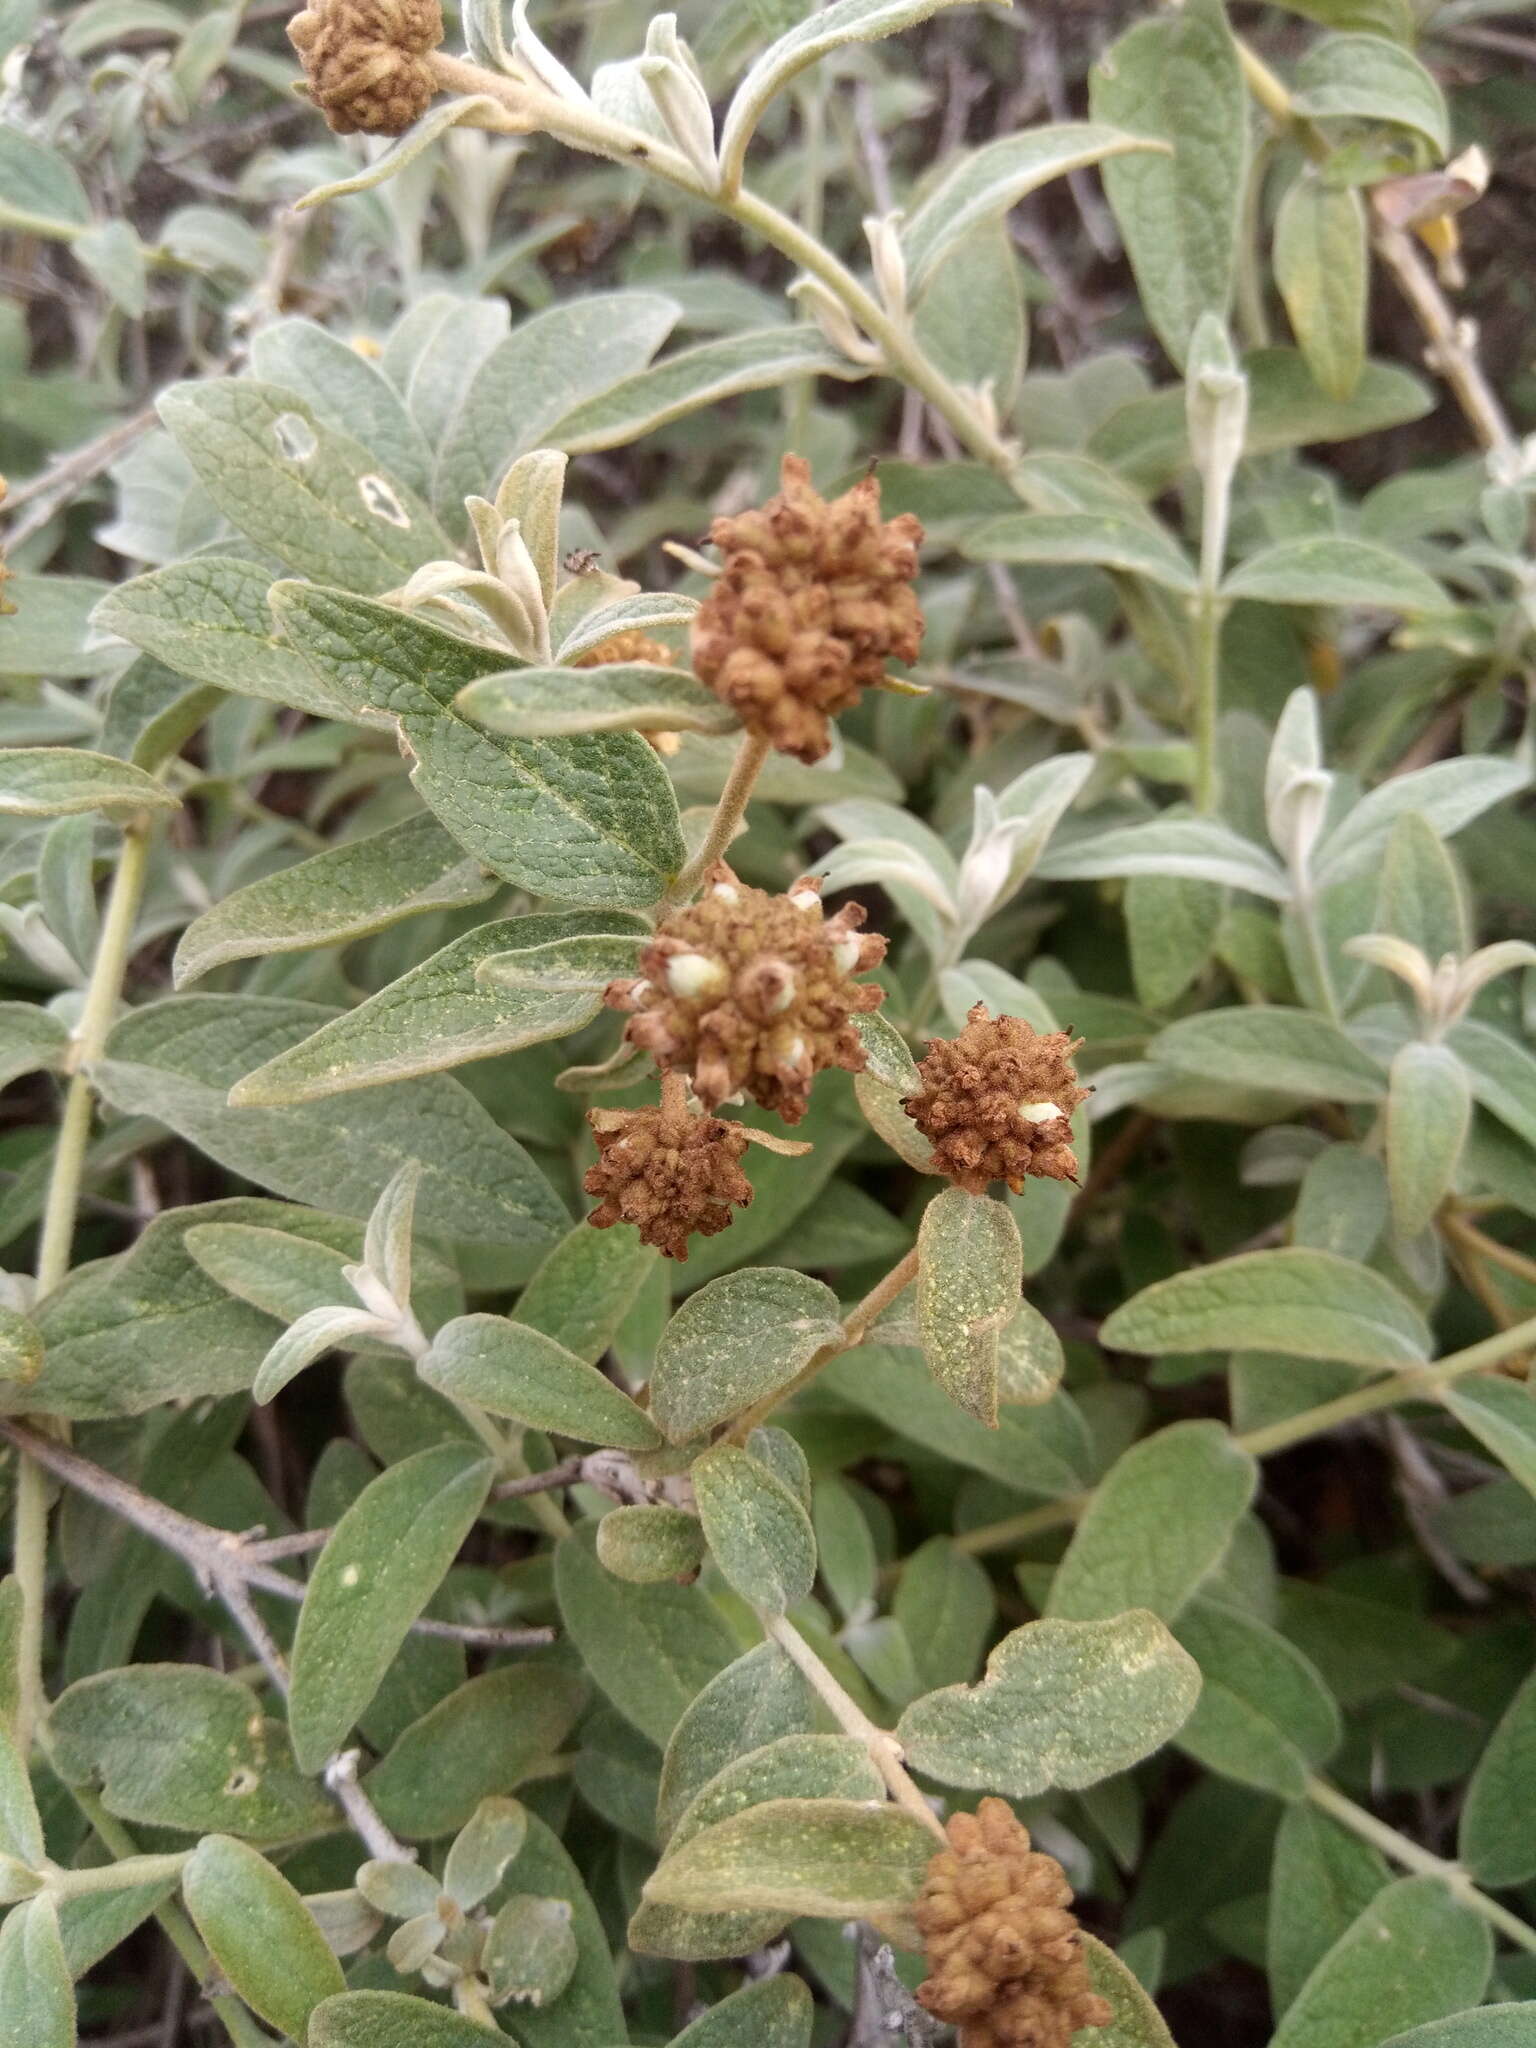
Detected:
left=2, top=1, right=1535, bottom=2043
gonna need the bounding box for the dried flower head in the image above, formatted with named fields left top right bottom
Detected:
left=606, top=864, right=886, bottom=1124
left=915, top=1798, right=1111, bottom=2048
left=288, top=0, right=443, bottom=135
left=584, top=1086, right=752, bottom=1262
left=570, top=628, right=674, bottom=670
left=905, top=1004, right=1088, bottom=1195
left=691, top=454, right=924, bottom=764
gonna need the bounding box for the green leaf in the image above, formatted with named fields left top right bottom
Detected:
left=1048, top=1420, right=1258, bottom=1623
left=1268, top=1877, right=1491, bottom=2048
left=431, top=291, right=678, bottom=523
left=183, top=1835, right=344, bottom=2042
left=1386, top=1041, right=1470, bottom=1239
left=656, top=1643, right=815, bottom=1840
left=546, top=327, right=864, bottom=453
left=173, top=815, right=493, bottom=986
left=1088, top=0, right=1247, bottom=368
left=822, top=1346, right=1093, bottom=1496
left=718, top=0, right=985, bottom=190
left=963, top=509, right=1197, bottom=594
left=1274, top=175, right=1368, bottom=401
left=693, top=1445, right=817, bottom=1615
left=158, top=380, right=452, bottom=592
left=0, top=1896, right=73, bottom=2048
left=897, top=1610, right=1199, bottom=1795
left=18, top=1203, right=285, bottom=1420
left=902, top=123, right=1165, bottom=290
left=1458, top=1665, right=1536, bottom=1887
left=73, top=220, right=147, bottom=316
left=1379, top=2013, right=1536, bottom=2048
left=1, top=576, right=116, bottom=679
left=641, top=1734, right=884, bottom=1963
left=1374, top=814, right=1469, bottom=962
left=183, top=1213, right=457, bottom=1340
left=916, top=1189, right=1022, bottom=1427
left=1268, top=1803, right=1391, bottom=2018
left=1441, top=1378, right=1536, bottom=1503
left=1320, top=762, right=1528, bottom=888
left=597, top=1504, right=708, bottom=1583
left=0, top=1305, right=43, bottom=1392
left=912, top=219, right=1026, bottom=416
left=312, top=1991, right=514, bottom=2048
left=1292, top=33, right=1450, bottom=155
left=271, top=586, right=686, bottom=908
left=1036, top=816, right=1289, bottom=899
left=0, top=1725, right=42, bottom=1869
left=0, top=1005, right=69, bottom=1095
left=893, top=1538, right=994, bottom=1694
left=1127, top=873, right=1225, bottom=1010
left=642, top=1797, right=933, bottom=1930
left=95, top=996, right=567, bottom=1250
left=0, top=115, right=85, bottom=226
left=49, top=1665, right=332, bottom=1840
left=1221, top=536, right=1442, bottom=611
left=650, top=1269, right=844, bottom=1443
left=555, top=1523, right=736, bottom=1747
left=514, top=1221, right=658, bottom=1365
left=456, top=662, right=737, bottom=740
left=669, top=1975, right=813, bottom=2048
left=1084, top=1934, right=1179, bottom=2046
left=226, top=915, right=640, bottom=1103
left=288, top=1442, right=495, bottom=1772
left=1149, top=1008, right=1386, bottom=1103
left=483, top=1892, right=578, bottom=2010
left=1173, top=1601, right=1341, bottom=1797
left=996, top=1299, right=1064, bottom=1406
left=0, top=748, right=176, bottom=819
left=441, top=1796, right=529, bottom=1910
left=420, top=1313, right=661, bottom=1450
left=1089, top=347, right=1433, bottom=489
left=1449, top=1020, right=1536, bottom=1152
left=1266, top=0, right=1412, bottom=35
left=93, top=558, right=355, bottom=720
left=364, top=1664, right=585, bottom=1840
left=250, top=317, right=432, bottom=491
left=494, top=1809, right=625, bottom=2046
left=1101, top=1248, right=1432, bottom=1366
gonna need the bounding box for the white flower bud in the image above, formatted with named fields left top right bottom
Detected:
left=665, top=952, right=728, bottom=999
left=711, top=881, right=740, bottom=904
left=863, top=211, right=907, bottom=319
left=1018, top=1101, right=1061, bottom=1125
left=788, top=886, right=821, bottom=912
left=832, top=935, right=863, bottom=975
left=640, top=16, right=718, bottom=189
left=786, top=276, right=883, bottom=368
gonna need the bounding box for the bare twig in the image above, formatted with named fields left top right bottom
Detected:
left=0, top=1420, right=555, bottom=1652
left=3, top=405, right=159, bottom=549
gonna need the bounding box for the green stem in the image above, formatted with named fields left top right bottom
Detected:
left=667, top=729, right=773, bottom=904
left=46, top=1850, right=192, bottom=1897
left=730, top=1245, right=920, bottom=1442
left=15, top=817, right=154, bottom=1760
left=1305, top=1776, right=1536, bottom=1955
left=955, top=1310, right=1536, bottom=1557
left=1292, top=888, right=1343, bottom=1026
left=760, top=1610, right=944, bottom=1842
left=1190, top=591, right=1224, bottom=817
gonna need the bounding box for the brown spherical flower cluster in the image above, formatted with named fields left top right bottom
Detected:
left=915, top=1799, right=1111, bottom=2048
left=583, top=1087, right=752, bottom=1263
left=605, top=864, right=886, bottom=1125
left=905, top=1004, right=1088, bottom=1196
left=691, top=455, right=924, bottom=764
left=288, top=0, right=442, bottom=135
